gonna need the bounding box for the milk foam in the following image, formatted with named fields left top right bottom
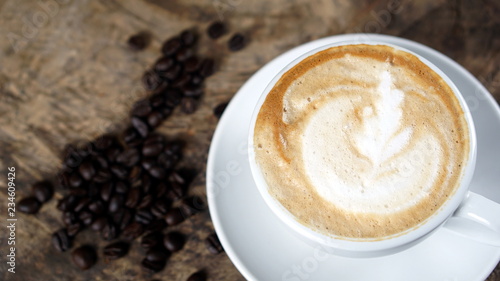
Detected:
left=253, top=44, right=469, bottom=239
left=302, top=70, right=441, bottom=214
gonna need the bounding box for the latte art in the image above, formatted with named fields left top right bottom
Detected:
left=303, top=70, right=440, bottom=215
left=254, top=44, right=469, bottom=239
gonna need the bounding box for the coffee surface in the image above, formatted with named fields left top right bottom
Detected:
left=253, top=44, right=470, bottom=239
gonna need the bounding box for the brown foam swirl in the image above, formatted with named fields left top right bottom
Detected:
left=253, top=44, right=470, bottom=239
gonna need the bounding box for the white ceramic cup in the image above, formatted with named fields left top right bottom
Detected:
left=248, top=40, right=500, bottom=258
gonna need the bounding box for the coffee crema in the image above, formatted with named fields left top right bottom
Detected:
left=253, top=44, right=470, bottom=239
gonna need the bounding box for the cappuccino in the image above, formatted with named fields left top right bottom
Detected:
left=253, top=44, right=470, bottom=239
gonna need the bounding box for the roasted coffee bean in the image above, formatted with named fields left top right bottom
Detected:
left=108, top=193, right=125, bottom=213
left=57, top=171, right=71, bottom=189
left=100, top=182, right=114, bottom=202
left=93, top=169, right=112, bottom=183
left=147, top=111, right=164, bottom=128
left=146, top=219, right=167, bottom=232
left=154, top=56, right=175, bottom=73
left=125, top=187, right=142, bottom=208
left=190, top=74, right=204, bottom=85
left=73, top=144, right=91, bottom=158
left=89, top=182, right=101, bottom=198
left=146, top=247, right=169, bottom=263
left=93, top=134, right=115, bottom=150
left=88, top=200, right=105, bottom=215
left=172, top=73, right=192, bottom=88
left=141, top=257, right=166, bottom=273
left=187, top=270, right=207, bottom=281
left=71, top=245, right=97, bottom=270
left=151, top=198, right=170, bottom=218
left=115, top=181, right=129, bottom=194
left=207, top=21, right=227, bottom=39
left=180, top=29, right=196, bottom=46
left=122, top=222, right=144, bottom=241
left=182, top=83, right=203, bottom=98
left=67, top=222, right=83, bottom=237
left=175, top=168, right=198, bottom=185
left=205, top=233, right=224, bottom=254
left=180, top=196, right=206, bottom=217
left=79, top=160, right=96, bottom=181
left=91, top=217, right=107, bottom=232
left=135, top=209, right=154, bottom=225
left=103, top=241, right=129, bottom=260
left=52, top=229, right=72, bottom=252
left=128, top=31, right=150, bottom=51
left=111, top=207, right=126, bottom=225
left=18, top=197, right=42, bottom=214
left=141, top=158, right=156, bottom=171
left=162, top=37, right=182, bottom=56
left=198, top=58, right=215, bottom=77
left=148, top=165, right=166, bottom=179
left=79, top=211, right=94, bottom=226
left=164, top=208, right=185, bottom=226
left=69, top=187, right=88, bottom=197
left=176, top=48, right=194, bottom=62
left=110, top=164, right=129, bottom=179
left=57, top=195, right=78, bottom=212
left=140, top=174, right=153, bottom=193
left=131, top=117, right=149, bottom=138
left=159, top=106, right=173, bottom=119
left=142, top=142, right=164, bottom=157
left=141, top=231, right=163, bottom=250
left=95, top=155, right=109, bottom=169
left=158, top=153, right=178, bottom=171
left=155, top=182, right=168, bottom=198
left=74, top=197, right=91, bottom=213
left=184, top=56, right=200, bottom=73
left=63, top=149, right=83, bottom=169
left=164, top=88, right=183, bottom=107
left=181, top=97, right=197, bottom=114
left=128, top=167, right=142, bottom=185
left=69, top=172, right=83, bottom=188
left=228, top=33, right=247, bottom=51
left=123, top=127, right=140, bottom=146
left=131, top=99, right=152, bottom=117
left=161, top=63, right=182, bottom=81
left=137, top=194, right=154, bottom=209
left=32, top=181, right=54, bottom=203
left=163, top=232, right=185, bottom=252
left=166, top=182, right=185, bottom=201
left=116, top=148, right=140, bottom=167
left=105, top=146, right=121, bottom=163
left=144, top=133, right=165, bottom=146
left=164, top=140, right=184, bottom=157
left=63, top=211, right=79, bottom=226
left=117, top=208, right=135, bottom=230
left=149, top=93, right=165, bottom=108
left=142, top=71, right=161, bottom=91
left=213, top=101, right=229, bottom=119
left=150, top=80, right=169, bottom=94
left=102, top=221, right=119, bottom=241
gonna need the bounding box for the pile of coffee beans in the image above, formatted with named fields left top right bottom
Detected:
left=19, top=21, right=240, bottom=280
left=49, top=127, right=204, bottom=270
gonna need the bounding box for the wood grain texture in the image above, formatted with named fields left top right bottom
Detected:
left=0, top=0, right=498, bottom=280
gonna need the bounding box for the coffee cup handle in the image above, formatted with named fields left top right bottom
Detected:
left=443, top=191, right=500, bottom=246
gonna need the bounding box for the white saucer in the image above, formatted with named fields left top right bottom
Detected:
left=207, top=34, right=500, bottom=281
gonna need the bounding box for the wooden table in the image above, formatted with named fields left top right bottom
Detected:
left=0, top=0, right=499, bottom=280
